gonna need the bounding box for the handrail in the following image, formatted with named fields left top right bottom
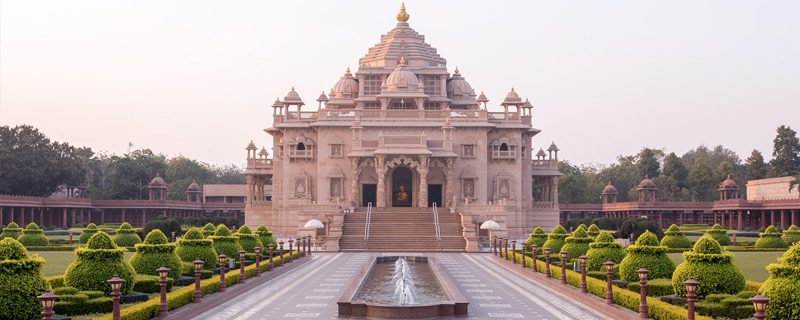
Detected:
left=364, top=202, right=372, bottom=250
left=432, top=203, right=441, bottom=250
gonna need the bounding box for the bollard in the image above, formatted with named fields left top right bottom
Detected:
left=238, top=250, right=247, bottom=283
left=38, top=290, right=58, bottom=320
left=732, top=234, right=737, bottom=247
left=511, top=240, right=517, bottom=264
left=560, top=250, right=568, bottom=284
left=69, top=231, right=73, bottom=246
left=268, top=244, right=274, bottom=271
left=288, top=239, right=294, bottom=262
left=579, top=255, right=588, bottom=293
left=193, top=259, right=204, bottom=303
left=636, top=267, right=649, bottom=318
left=521, top=242, right=527, bottom=269
left=107, top=275, right=124, bottom=320
left=683, top=276, right=699, bottom=320
left=157, top=265, right=170, bottom=318
left=493, top=236, right=497, bottom=256
left=278, top=241, right=285, bottom=266
left=544, top=247, right=551, bottom=278
left=218, top=254, right=228, bottom=292
left=254, top=247, right=262, bottom=277
left=749, top=292, right=769, bottom=320
left=604, top=260, right=615, bottom=305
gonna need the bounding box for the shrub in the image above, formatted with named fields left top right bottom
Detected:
left=759, top=242, right=800, bottom=320
left=619, top=231, right=675, bottom=282
left=17, top=223, right=49, bottom=246
left=658, top=295, right=688, bottom=307
left=183, top=217, right=196, bottom=227
left=626, top=278, right=674, bottom=297
left=224, top=217, right=240, bottom=228
left=144, top=219, right=182, bottom=240
left=575, top=224, right=587, bottom=232
left=0, top=222, right=22, bottom=240
left=53, top=296, right=113, bottom=316
left=586, top=224, right=601, bottom=239
left=561, top=228, right=592, bottom=261
left=619, top=218, right=665, bottom=241
left=175, top=228, right=218, bottom=269
left=586, top=231, right=627, bottom=271
left=0, top=238, right=49, bottom=319
left=543, top=225, right=569, bottom=253
left=255, top=225, right=278, bottom=251
left=132, top=274, right=174, bottom=293
left=784, top=225, right=800, bottom=245
left=113, top=222, right=142, bottom=247
left=209, top=224, right=242, bottom=259
left=235, top=225, right=263, bottom=253
left=78, top=223, right=99, bottom=243
left=52, top=286, right=79, bottom=295
left=671, top=235, right=745, bottom=298
left=119, top=291, right=150, bottom=305
left=660, top=224, right=691, bottom=248
left=705, top=224, right=732, bottom=246
left=64, top=231, right=136, bottom=295
left=129, top=229, right=183, bottom=279
left=201, top=223, right=216, bottom=238
left=755, top=225, right=789, bottom=249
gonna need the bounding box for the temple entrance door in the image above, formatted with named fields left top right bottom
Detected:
left=362, top=184, right=376, bottom=207
left=391, top=167, right=413, bottom=207
left=428, top=184, right=442, bottom=207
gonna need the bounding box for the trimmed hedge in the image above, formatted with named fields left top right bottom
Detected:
left=129, top=229, right=183, bottom=279
left=0, top=237, right=49, bottom=319
left=705, top=224, right=731, bottom=246
left=18, top=223, right=49, bottom=246
left=209, top=224, right=242, bottom=259
left=0, top=222, right=22, bottom=240
left=132, top=274, right=174, bottom=293
left=524, top=226, right=548, bottom=253
left=543, top=225, right=569, bottom=253
left=113, top=222, right=142, bottom=247
left=255, top=225, right=278, bottom=251
left=561, top=228, right=593, bottom=261
left=235, top=225, right=263, bottom=253
left=619, top=231, right=675, bottom=282
left=671, top=235, right=745, bottom=298
left=175, top=228, right=218, bottom=269
left=201, top=223, right=216, bottom=238
left=693, top=293, right=755, bottom=319
left=755, top=225, right=789, bottom=249
left=586, top=231, right=627, bottom=271
left=784, top=225, right=800, bottom=245
left=79, top=223, right=99, bottom=243
left=744, top=280, right=762, bottom=292
left=626, top=278, right=674, bottom=297
left=661, top=224, right=691, bottom=249
left=54, top=297, right=113, bottom=316
left=759, top=242, right=800, bottom=320
left=52, top=287, right=79, bottom=295
left=64, top=231, right=136, bottom=295
left=587, top=224, right=601, bottom=239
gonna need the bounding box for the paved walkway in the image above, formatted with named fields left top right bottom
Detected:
left=190, top=252, right=608, bottom=320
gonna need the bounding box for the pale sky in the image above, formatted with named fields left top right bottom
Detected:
left=2, top=1, right=799, bottom=168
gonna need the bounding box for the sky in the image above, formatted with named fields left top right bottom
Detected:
left=2, top=1, right=799, bottom=168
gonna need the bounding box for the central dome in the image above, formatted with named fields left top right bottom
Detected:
left=332, top=67, right=359, bottom=99
left=447, top=68, right=474, bottom=100
left=385, top=58, right=420, bottom=91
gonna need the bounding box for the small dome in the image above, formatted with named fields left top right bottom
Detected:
left=506, top=88, right=519, bottom=98
left=386, top=58, right=419, bottom=91
left=187, top=179, right=201, bottom=192
left=522, top=98, right=533, bottom=108
left=476, top=91, right=489, bottom=103
left=246, top=140, right=257, bottom=150
left=333, top=68, right=359, bottom=99
left=602, top=182, right=619, bottom=195
left=258, top=147, right=269, bottom=157
left=547, top=141, right=559, bottom=151
left=535, top=148, right=547, bottom=158
left=284, top=87, right=303, bottom=102
left=637, top=175, right=657, bottom=190
left=316, top=91, right=329, bottom=102
left=502, top=87, right=523, bottom=104
left=148, top=173, right=167, bottom=188
left=446, top=68, right=474, bottom=100
left=718, top=175, right=740, bottom=191
left=271, top=98, right=283, bottom=108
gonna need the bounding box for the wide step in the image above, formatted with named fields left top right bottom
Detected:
left=339, top=208, right=466, bottom=251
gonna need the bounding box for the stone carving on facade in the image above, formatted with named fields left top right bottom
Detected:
left=348, top=157, right=375, bottom=206
left=327, top=165, right=345, bottom=201
left=493, top=169, right=515, bottom=201
left=292, top=168, right=311, bottom=200
left=375, top=155, right=387, bottom=207
left=288, top=134, right=315, bottom=161
left=459, top=166, right=478, bottom=200
left=329, top=136, right=344, bottom=158
left=445, top=157, right=455, bottom=207
left=462, top=137, right=477, bottom=159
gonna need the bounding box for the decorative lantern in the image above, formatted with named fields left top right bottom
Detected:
left=38, top=289, right=59, bottom=320
left=749, top=292, right=769, bottom=320
left=683, top=276, right=699, bottom=320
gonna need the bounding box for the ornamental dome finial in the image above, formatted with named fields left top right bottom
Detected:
left=396, top=2, right=410, bottom=22
left=454, top=66, right=459, bottom=73
left=400, top=56, right=406, bottom=65
left=346, top=66, right=350, bottom=73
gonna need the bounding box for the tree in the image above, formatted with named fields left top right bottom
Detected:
left=637, top=148, right=661, bottom=179
left=212, top=164, right=246, bottom=184
left=682, top=145, right=744, bottom=184
left=653, top=176, right=690, bottom=202
left=689, top=158, right=715, bottom=202
left=662, top=152, right=689, bottom=189
left=109, top=149, right=168, bottom=200
left=165, top=156, right=216, bottom=200
left=770, top=125, right=800, bottom=177
left=745, top=149, right=768, bottom=181
left=715, top=161, right=738, bottom=185
left=0, top=125, right=87, bottom=196
left=789, top=174, right=800, bottom=198
left=557, top=161, right=588, bottom=204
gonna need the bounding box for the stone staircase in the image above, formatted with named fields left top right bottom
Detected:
left=339, top=207, right=466, bottom=251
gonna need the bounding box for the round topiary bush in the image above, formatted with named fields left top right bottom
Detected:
left=17, top=223, right=49, bottom=247
left=759, top=242, right=800, bottom=320
left=113, top=222, right=141, bottom=247
left=661, top=224, right=692, bottom=248
left=79, top=223, right=99, bottom=243
left=235, top=225, right=263, bottom=253
left=176, top=228, right=218, bottom=269
left=543, top=225, right=569, bottom=254
left=255, top=225, right=278, bottom=251
left=129, top=229, right=183, bottom=279
left=575, top=224, right=587, bottom=233
left=209, top=224, right=242, bottom=259
left=619, top=231, right=675, bottom=282
left=561, top=228, right=593, bottom=261
left=755, top=225, right=789, bottom=249
left=64, top=232, right=136, bottom=295
left=525, top=227, right=548, bottom=254
left=586, top=231, right=627, bottom=271
left=672, top=235, right=745, bottom=298
left=705, top=224, right=731, bottom=246
left=785, top=225, right=800, bottom=245
left=0, top=222, right=22, bottom=240
left=587, top=224, right=601, bottom=239
left=201, top=223, right=216, bottom=238
left=0, top=238, right=49, bottom=320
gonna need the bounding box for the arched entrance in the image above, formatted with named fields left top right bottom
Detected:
left=391, top=167, right=413, bottom=207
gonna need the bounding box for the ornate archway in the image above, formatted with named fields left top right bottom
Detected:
left=391, top=167, right=413, bottom=207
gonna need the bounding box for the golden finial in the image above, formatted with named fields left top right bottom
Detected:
left=396, top=2, right=410, bottom=22
left=446, top=118, right=450, bottom=122
left=355, top=117, right=359, bottom=122
left=346, top=66, right=350, bottom=73
left=481, top=91, right=484, bottom=95
left=291, top=86, right=295, bottom=91
left=511, top=86, right=515, bottom=91
left=455, top=66, right=459, bottom=73
left=250, top=140, right=253, bottom=143
left=400, top=56, right=405, bottom=65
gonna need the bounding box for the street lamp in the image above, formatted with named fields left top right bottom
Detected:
left=732, top=234, right=737, bottom=247
left=108, top=274, right=124, bottom=320
left=254, top=246, right=262, bottom=277
left=268, top=244, right=274, bottom=271
left=193, top=259, right=204, bottom=303
left=636, top=267, right=649, bottom=319
left=218, top=254, right=228, bottom=292
left=532, top=244, right=538, bottom=274
left=279, top=241, right=285, bottom=266
left=544, top=247, right=551, bottom=278
left=749, top=292, right=769, bottom=320
left=521, top=242, right=527, bottom=269
left=579, top=255, right=588, bottom=293
left=238, top=250, right=247, bottom=283
left=38, top=289, right=58, bottom=320
left=511, top=240, right=517, bottom=264
left=492, top=236, right=498, bottom=256
left=559, top=250, right=568, bottom=284
left=171, top=231, right=176, bottom=242
left=604, top=260, right=615, bottom=305
left=156, top=265, right=170, bottom=318
left=683, top=276, right=699, bottom=320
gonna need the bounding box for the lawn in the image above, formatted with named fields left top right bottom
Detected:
left=667, top=251, right=782, bottom=283
left=32, top=251, right=135, bottom=277
left=686, top=235, right=759, bottom=242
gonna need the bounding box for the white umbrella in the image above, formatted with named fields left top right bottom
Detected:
left=480, top=220, right=501, bottom=252
left=304, top=219, right=325, bottom=251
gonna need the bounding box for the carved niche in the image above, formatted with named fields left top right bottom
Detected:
left=292, top=168, right=312, bottom=200
left=329, top=136, right=344, bottom=158
left=327, top=165, right=345, bottom=200
left=459, top=166, right=478, bottom=200
left=492, top=169, right=515, bottom=200
left=462, top=137, right=477, bottom=159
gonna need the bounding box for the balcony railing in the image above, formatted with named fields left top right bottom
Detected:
left=277, top=109, right=530, bottom=122
left=531, top=159, right=558, bottom=170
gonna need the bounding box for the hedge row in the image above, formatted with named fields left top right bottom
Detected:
left=23, top=246, right=78, bottom=251
left=502, top=249, right=713, bottom=320
left=94, top=249, right=303, bottom=320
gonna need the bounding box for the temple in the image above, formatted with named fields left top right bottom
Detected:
left=243, top=3, right=562, bottom=251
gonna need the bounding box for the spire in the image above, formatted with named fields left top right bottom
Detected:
left=396, top=2, right=410, bottom=22
left=346, top=66, right=350, bottom=73
left=455, top=66, right=459, bottom=73
left=400, top=56, right=406, bottom=65
left=511, top=86, right=515, bottom=91
left=291, top=86, right=295, bottom=91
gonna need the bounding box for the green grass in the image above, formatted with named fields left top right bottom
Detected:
left=686, top=235, right=759, bottom=242
left=667, top=251, right=783, bottom=283
left=32, top=251, right=135, bottom=277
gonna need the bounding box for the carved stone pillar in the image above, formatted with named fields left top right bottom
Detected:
left=418, top=155, right=429, bottom=208
left=349, top=158, right=360, bottom=207
left=445, top=158, right=454, bottom=207
left=245, top=176, right=254, bottom=203
left=552, top=176, right=559, bottom=204
left=376, top=155, right=387, bottom=207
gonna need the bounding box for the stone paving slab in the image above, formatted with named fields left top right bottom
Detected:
left=186, top=252, right=610, bottom=320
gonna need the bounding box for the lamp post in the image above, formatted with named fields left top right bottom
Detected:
left=732, top=234, right=737, bottom=247
left=193, top=259, right=204, bottom=303
left=683, top=276, right=699, bottom=320
left=218, top=254, right=228, bottom=292
left=749, top=292, right=769, bottom=320
left=492, top=236, right=497, bottom=256
left=630, top=233, right=634, bottom=244
left=238, top=250, right=247, bottom=283
left=544, top=247, right=551, bottom=278
left=278, top=241, right=285, bottom=266
left=38, top=289, right=58, bottom=320
left=69, top=231, right=73, bottom=246
left=296, top=237, right=301, bottom=258
left=511, top=240, right=517, bottom=264
left=268, top=244, right=274, bottom=271
left=288, top=239, right=294, bottom=262
left=504, top=238, right=509, bottom=258
left=560, top=250, right=568, bottom=284
left=579, top=255, right=588, bottom=293
left=171, top=231, right=176, bottom=242
left=157, top=265, right=170, bottom=318
left=521, top=242, right=527, bottom=269
left=254, top=246, right=262, bottom=277
left=301, top=237, right=306, bottom=257
left=604, top=260, right=615, bottom=305
left=636, top=267, right=649, bottom=319
left=306, top=235, right=312, bottom=256
left=108, top=275, right=124, bottom=320
left=532, top=244, right=538, bottom=273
